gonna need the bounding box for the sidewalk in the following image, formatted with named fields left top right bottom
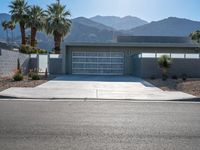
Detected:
left=0, top=87, right=195, bottom=100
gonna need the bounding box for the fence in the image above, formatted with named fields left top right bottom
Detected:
left=29, top=54, right=63, bottom=75
left=133, top=53, right=200, bottom=78
left=137, top=53, right=200, bottom=59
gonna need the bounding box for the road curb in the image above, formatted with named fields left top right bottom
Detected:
left=0, top=95, right=200, bottom=102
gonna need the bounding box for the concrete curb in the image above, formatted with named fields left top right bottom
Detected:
left=0, top=95, right=200, bottom=102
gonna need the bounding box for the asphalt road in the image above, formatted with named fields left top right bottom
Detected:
left=0, top=100, right=200, bottom=150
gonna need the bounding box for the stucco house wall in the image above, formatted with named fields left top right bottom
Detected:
left=64, top=45, right=199, bottom=76
left=133, top=58, right=200, bottom=78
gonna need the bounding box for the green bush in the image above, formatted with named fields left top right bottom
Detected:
left=172, top=75, right=178, bottom=80
left=13, top=71, right=23, bottom=81
left=162, top=74, right=168, bottom=81
left=181, top=74, right=187, bottom=81
left=150, top=75, right=156, bottom=80
left=31, top=73, right=40, bottom=80
left=20, top=45, right=47, bottom=54
left=28, top=70, right=34, bottom=78
left=158, top=55, right=172, bottom=81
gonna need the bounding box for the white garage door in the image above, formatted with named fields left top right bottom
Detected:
left=72, top=51, right=124, bottom=75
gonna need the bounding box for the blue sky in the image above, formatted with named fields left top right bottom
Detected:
left=0, top=0, right=200, bottom=22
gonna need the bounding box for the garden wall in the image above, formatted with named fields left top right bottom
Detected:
left=0, top=49, right=30, bottom=77
left=49, top=58, right=63, bottom=75
left=29, top=54, right=63, bottom=75
left=133, top=57, right=200, bottom=78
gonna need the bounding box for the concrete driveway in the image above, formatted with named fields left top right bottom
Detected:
left=0, top=75, right=195, bottom=100
left=37, top=75, right=157, bottom=91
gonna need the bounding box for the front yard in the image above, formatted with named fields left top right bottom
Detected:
left=148, top=78, right=200, bottom=96
left=0, top=75, right=56, bottom=92
left=1, top=75, right=200, bottom=97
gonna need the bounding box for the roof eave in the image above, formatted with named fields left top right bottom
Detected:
left=66, top=42, right=200, bottom=49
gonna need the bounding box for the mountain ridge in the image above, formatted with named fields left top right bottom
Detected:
left=128, top=17, right=200, bottom=36
left=0, top=13, right=200, bottom=51
left=90, top=15, right=148, bottom=30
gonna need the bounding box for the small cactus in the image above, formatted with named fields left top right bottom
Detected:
left=45, top=68, right=48, bottom=78
left=17, top=58, right=22, bottom=73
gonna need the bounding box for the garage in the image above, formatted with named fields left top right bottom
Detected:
left=72, top=51, right=124, bottom=75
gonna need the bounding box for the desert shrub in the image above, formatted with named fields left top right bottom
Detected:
left=158, top=55, right=172, bottom=81
left=31, top=73, right=40, bottom=80
left=162, top=74, right=168, bottom=81
left=172, top=75, right=178, bottom=80
left=38, top=49, right=47, bottom=54
left=181, top=74, right=187, bottom=81
left=150, top=75, right=156, bottom=80
left=28, top=68, right=40, bottom=80
left=28, top=69, right=34, bottom=78
left=13, top=70, right=23, bottom=81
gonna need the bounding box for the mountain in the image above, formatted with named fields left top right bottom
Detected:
left=90, top=15, right=148, bottom=30
left=1, top=13, right=200, bottom=51
left=65, top=17, right=122, bottom=43
left=128, top=17, right=200, bottom=36
left=0, top=14, right=122, bottom=50
left=0, top=13, right=10, bottom=22
left=72, top=17, right=114, bottom=31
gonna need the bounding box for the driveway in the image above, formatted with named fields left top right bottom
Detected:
left=0, top=75, right=195, bottom=100
left=37, top=75, right=157, bottom=91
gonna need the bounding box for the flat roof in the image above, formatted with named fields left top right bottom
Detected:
left=117, top=36, right=195, bottom=44
left=66, top=36, right=200, bottom=49
left=66, top=42, right=200, bottom=48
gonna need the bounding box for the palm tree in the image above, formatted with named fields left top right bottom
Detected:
left=9, top=0, right=29, bottom=45
left=190, top=30, right=200, bottom=43
left=45, top=2, right=71, bottom=54
left=158, top=55, right=172, bottom=80
left=8, top=21, right=16, bottom=43
left=1, top=21, right=9, bottom=43
left=27, top=5, right=46, bottom=47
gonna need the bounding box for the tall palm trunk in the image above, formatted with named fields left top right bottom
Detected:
left=54, top=31, right=62, bottom=54
left=11, top=29, right=14, bottom=43
left=19, top=22, right=26, bottom=45
left=6, top=29, right=9, bottom=43
left=30, top=27, right=37, bottom=47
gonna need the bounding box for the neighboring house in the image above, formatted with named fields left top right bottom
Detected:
left=63, top=36, right=200, bottom=78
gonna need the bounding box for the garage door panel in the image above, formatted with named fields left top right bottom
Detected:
left=72, top=58, right=86, bottom=62
left=98, top=52, right=110, bottom=57
left=98, top=58, right=110, bottom=62
left=72, top=63, right=85, bottom=68
left=85, top=64, right=98, bottom=68
left=111, top=58, right=124, bottom=63
left=98, top=64, right=111, bottom=69
left=72, top=51, right=124, bottom=75
left=86, top=58, right=97, bottom=63
left=86, top=52, right=98, bottom=57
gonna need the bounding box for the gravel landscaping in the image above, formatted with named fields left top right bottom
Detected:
left=0, top=75, right=56, bottom=92
left=148, top=78, right=200, bottom=96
